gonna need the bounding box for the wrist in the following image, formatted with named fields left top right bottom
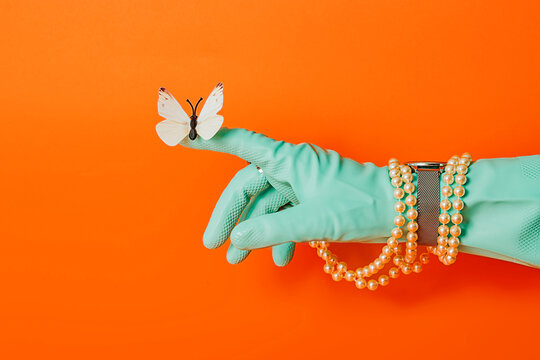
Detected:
left=453, top=156, right=540, bottom=267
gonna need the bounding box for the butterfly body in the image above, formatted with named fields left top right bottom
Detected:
left=156, top=83, right=224, bottom=145
left=189, top=116, right=198, bottom=140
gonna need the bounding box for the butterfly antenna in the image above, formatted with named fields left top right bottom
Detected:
left=186, top=99, right=196, bottom=115
left=194, top=97, right=203, bottom=113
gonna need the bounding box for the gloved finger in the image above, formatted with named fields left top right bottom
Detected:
left=230, top=204, right=330, bottom=250
left=203, top=164, right=269, bottom=249
left=179, top=127, right=294, bottom=174
left=226, top=187, right=292, bottom=265
left=271, top=203, right=296, bottom=267
left=272, top=242, right=296, bottom=267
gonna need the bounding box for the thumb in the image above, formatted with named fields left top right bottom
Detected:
left=230, top=204, right=332, bottom=250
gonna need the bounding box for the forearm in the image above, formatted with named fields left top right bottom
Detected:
left=455, top=155, right=540, bottom=267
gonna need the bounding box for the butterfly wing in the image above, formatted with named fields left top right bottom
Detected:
left=198, top=82, right=224, bottom=122
left=156, top=87, right=190, bottom=146
left=156, top=119, right=190, bottom=146
left=157, top=87, right=190, bottom=122
left=196, top=115, right=224, bottom=140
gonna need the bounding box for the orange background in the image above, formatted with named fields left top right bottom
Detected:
left=1, top=1, right=539, bottom=359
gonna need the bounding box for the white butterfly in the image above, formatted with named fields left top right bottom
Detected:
left=156, top=83, right=224, bottom=145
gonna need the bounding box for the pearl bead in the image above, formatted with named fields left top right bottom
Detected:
left=345, top=270, right=356, bottom=282
left=456, top=164, right=468, bottom=174
left=448, top=236, right=460, bottom=248
left=451, top=213, right=463, bottom=225
left=440, top=199, right=451, bottom=211
left=406, top=208, right=418, bottom=220
left=355, top=268, right=363, bottom=278
left=332, top=271, right=343, bottom=281
left=405, top=247, right=416, bottom=254
left=319, top=240, right=328, bottom=248
left=395, top=201, right=406, bottom=213
left=323, top=263, right=333, bottom=274
left=382, top=246, right=393, bottom=256
left=404, top=183, right=415, bottom=194
left=378, top=275, right=390, bottom=286
left=448, top=159, right=458, bottom=166
left=436, top=244, right=447, bottom=255
left=367, top=279, right=379, bottom=291
left=402, top=172, right=413, bottom=183
left=405, top=253, right=416, bottom=264
left=355, top=278, right=367, bottom=289
left=413, top=262, right=423, bottom=273
left=450, top=225, right=461, bottom=237
left=407, top=221, right=418, bottom=232
left=444, top=165, right=456, bottom=174
left=321, top=250, right=332, bottom=261
left=437, top=236, right=448, bottom=246
left=368, top=263, right=377, bottom=274
left=420, top=253, right=430, bottom=264
left=459, top=158, right=470, bottom=165
left=389, top=158, right=399, bottom=165
left=389, top=267, right=400, bottom=278
left=445, top=255, right=457, bottom=265
left=455, top=174, right=467, bottom=185
left=442, top=185, right=453, bottom=197
left=447, top=247, right=459, bottom=257
left=406, top=231, right=418, bottom=242
left=438, top=225, right=450, bottom=236
left=387, top=237, right=399, bottom=248
left=406, top=240, right=417, bottom=250
left=401, top=264, right=413, bottom=275
left=454, top=186, right=465, bottom=197
left=374, top=258, right=384, bottom=269
left=443, top=174, right=454, bottom=184
left=362, top=266, right=370, bottom=277
left=393, top=255, right=404, bottom=266
left=309, top=241, right=318, bottom=248
left=452, top=199, right=464, bottom=211
left=389, top=162, right=399, bottom=170
left=400, top=165, right=412, bottom=173
left=327, top=255, right=337, bottom=265
left=439, top=212, right=450, bottom=224
left=393, top=188, right=404, bottom=199
left=380, top=254, right=391, bottom=264
left=389, top=168, right=400, bottom=178
left=391, top=227, right=403, bottom=238
left=394, top=215, right=405, bottom=226
left=405, top=195, right=417, bottom=206
left=462, top=152, right=472, bottom=159
left=391, top=176, right=403, bottom=188
left=336, top=262, right=347, bottom=273
left=317, top=248, right=326, bottom=257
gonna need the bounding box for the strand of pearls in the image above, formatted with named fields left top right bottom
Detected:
left=427, top=152, right=472, bottom=265
left=312, top=153, right=472, bottom=291
left=310, top=158, right=426, bottom=291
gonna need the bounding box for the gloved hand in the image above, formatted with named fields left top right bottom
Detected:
left=180, top=127, right=403, bottom=266
left=178, top=127, right=540, bottom=268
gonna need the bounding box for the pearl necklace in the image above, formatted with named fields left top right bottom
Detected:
left=312, top=153, right=472, bottom=290
left=428, top=153, right=472, bottom=265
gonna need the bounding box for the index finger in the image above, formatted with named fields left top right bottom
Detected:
left=179, top=127, right=293, bottom=170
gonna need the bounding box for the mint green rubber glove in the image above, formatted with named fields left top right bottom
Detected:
left=179, top=128, right=540, bottom=268
left=460, top=155, right=540, bottom=267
